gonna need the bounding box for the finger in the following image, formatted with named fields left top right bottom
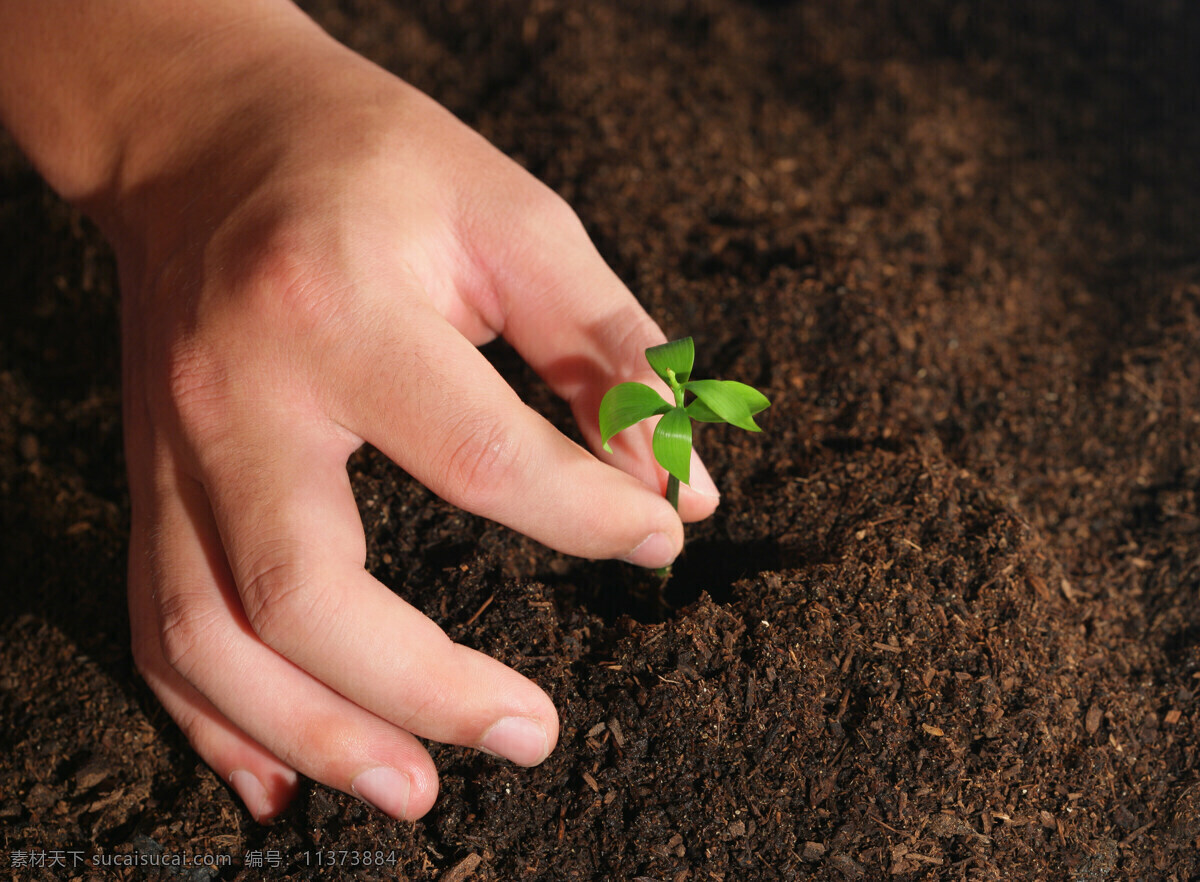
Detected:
left=128, top=516, right=301, bottom=821
left=325, top=291, right=685, bottom=567
left=195, top=418, right=563, bottom=767
left=455, top=172, right=720, bottom=522
left=137, top=466, right=447, bottom=820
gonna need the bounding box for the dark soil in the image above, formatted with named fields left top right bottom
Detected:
left=3, top=0, right=1199, bottom=879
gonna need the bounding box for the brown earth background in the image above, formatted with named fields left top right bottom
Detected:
left=2, top=0, right=1199, bottom=879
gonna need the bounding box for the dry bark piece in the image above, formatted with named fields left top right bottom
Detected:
left=439, top=854, right=482, bottom=882
left=802, top=841, right=827, bottom=861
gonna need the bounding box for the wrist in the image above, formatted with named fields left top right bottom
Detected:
left=0, top=1, right=327, bottom=214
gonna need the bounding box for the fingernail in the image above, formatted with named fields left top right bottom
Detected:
left=229, top=770, right=269, bottom=820
left=688, top=451, right=720, bottom=499
left=351, top=767, right=411, bottom=819
left=479, top=716, right=550, bottom=766
left=622, top=532, right=676, bottom=569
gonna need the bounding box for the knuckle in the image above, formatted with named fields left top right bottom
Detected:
left=483, top=171, right=586, bottom=243
left=162, top=345, right=229, bottom=443
left=155, top=230, right=349, bottom=444
left=436, top=413, right=524, bottom=510
left=526, top=184, right=586, bottom=238
left=238, top=549, right=325, bottom=657
left=236, top=234, right=345, bottom=336
left=157, top=588, right=221, bottom=680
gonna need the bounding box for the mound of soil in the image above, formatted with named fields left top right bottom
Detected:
left=2, top=0, right=1198, bottom=879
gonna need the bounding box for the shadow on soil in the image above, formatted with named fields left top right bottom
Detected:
left=540, top=536, right=781, bottom=625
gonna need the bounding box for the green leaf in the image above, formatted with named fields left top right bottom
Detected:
left=685, top=397, right=725, bottom=423
left=652, top=407, right=693, bottom=484
left=683, top=379, right=770, bottom=432
left=645, top=337, right=694, bottom=384
left=599, top=382, right=671, bottom=452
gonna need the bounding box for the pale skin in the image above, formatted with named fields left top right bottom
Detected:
left=0, top=1, right=719, bottom=820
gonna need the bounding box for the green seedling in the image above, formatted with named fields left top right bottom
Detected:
left=599, top=336, right=770, bottom=518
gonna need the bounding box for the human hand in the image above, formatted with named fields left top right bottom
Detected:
left=105, top=8, right=719, bottom=820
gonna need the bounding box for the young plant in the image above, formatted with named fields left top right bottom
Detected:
left=599, top=337, right=770, bottom=514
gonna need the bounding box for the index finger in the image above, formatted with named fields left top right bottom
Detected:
left=457, top=175, right=721, bottom=520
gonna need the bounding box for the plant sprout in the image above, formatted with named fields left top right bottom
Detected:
left=599, top=336, right=770, bottom=513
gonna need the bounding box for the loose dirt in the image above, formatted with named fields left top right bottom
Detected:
left=2, top=1, right=1198, bottom=878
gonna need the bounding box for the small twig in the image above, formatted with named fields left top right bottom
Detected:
left=1120, top=822, right=1153, bottom=847
left=868, top=813, right=905, bottom=835
left=464, top=594, right=495, bottom=627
